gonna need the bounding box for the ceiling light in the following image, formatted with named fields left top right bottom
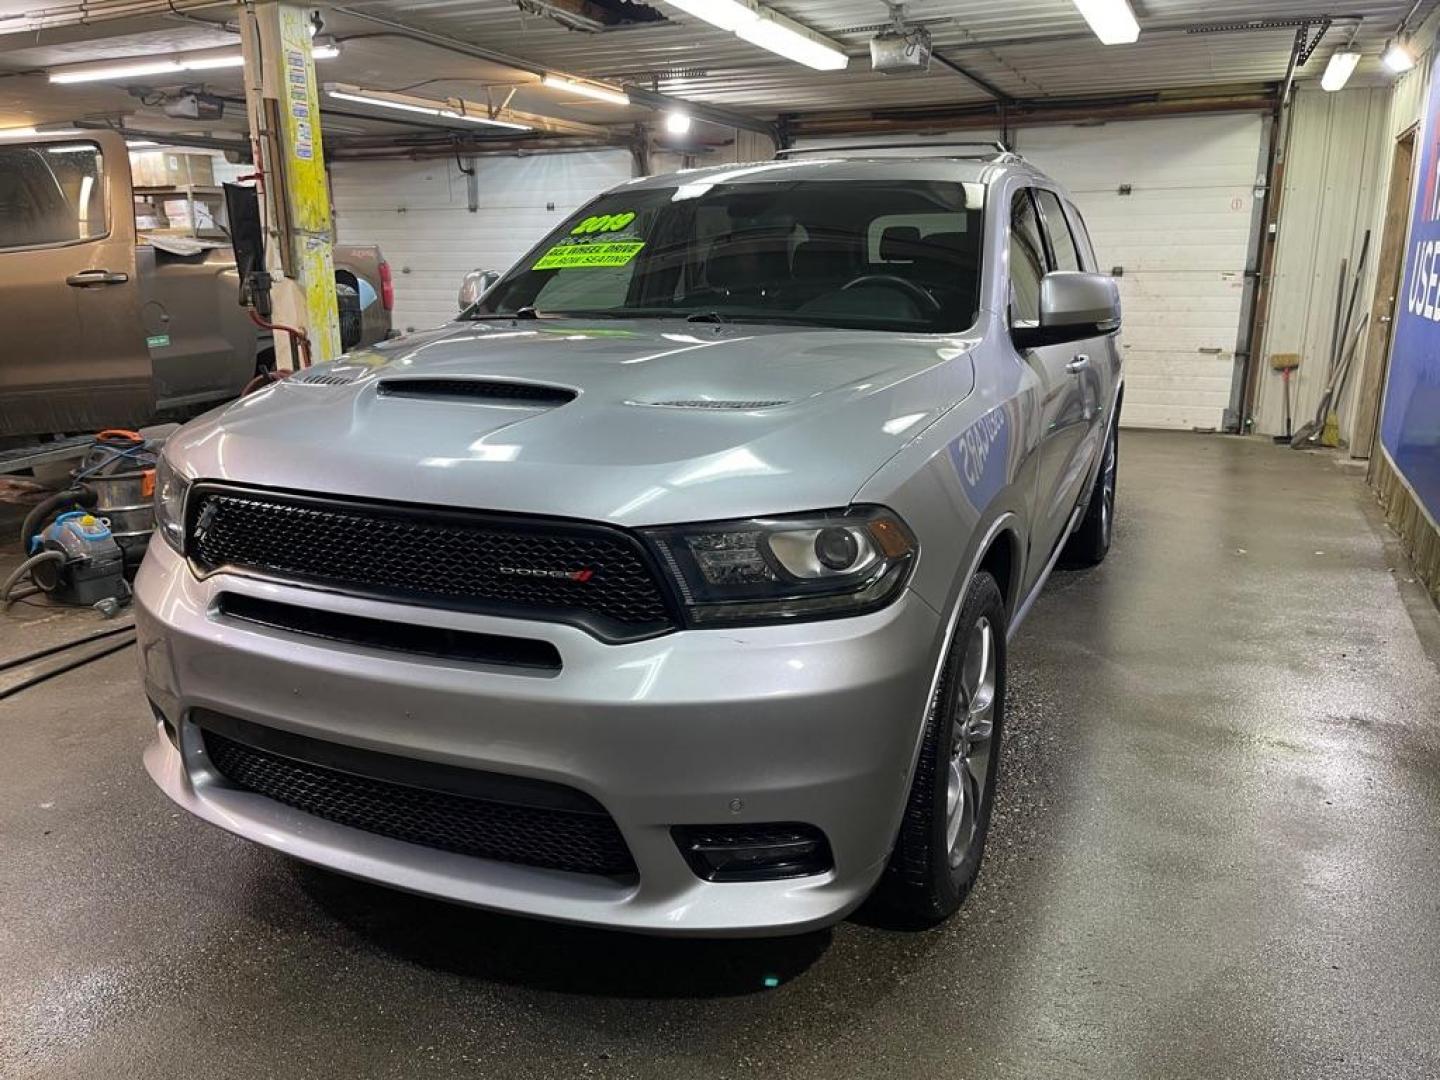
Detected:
left=311, top=41, right=341, bottom=60
left=0, top=127, right=39, bottom=139
left=1382, top=38, right=1417, bottom=73
left=1070, top=0, right=1140, bottom=45
left=50, top=60, right=183, bottom=84
left=1321, top=50, right=1361, bottom=91
left=665, top=0, right=758, bottom=32
left=665, top=110, right=692, bottom=134
left=180, top=54, right=245, bottom=71
left=327, top=89, right=531, bottom=130
left=736, top=8, right=849, bottom=70
left=126, top=139, right=160, bottom=148
left=541, top=76, right=629, bottom=105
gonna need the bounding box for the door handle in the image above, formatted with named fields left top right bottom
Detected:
left=1065, top=354, right=1091, bottom=374
left=66, top=269, right=129, bottom=287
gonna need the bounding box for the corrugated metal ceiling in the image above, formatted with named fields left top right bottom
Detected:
left=0, top=0, right=1429, bottom=136
left=330, top=0, right=1425, bottom=109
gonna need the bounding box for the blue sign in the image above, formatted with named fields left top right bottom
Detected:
left=1382, top=51, right=1440, bottom=520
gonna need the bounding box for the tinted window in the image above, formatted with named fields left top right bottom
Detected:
left=1009, top=189, right=1046, bottom=326
left=0, top=142, right=105, bottom=250
left=477, top=178, right=987, bottom=333
left=1035, top=189, right=1081, bottom=273
left=1066, top=201, right=1098, bottom=270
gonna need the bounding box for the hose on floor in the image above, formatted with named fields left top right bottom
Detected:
left=1, top=551, right=64, bottom=610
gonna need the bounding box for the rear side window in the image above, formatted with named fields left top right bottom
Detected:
left=1035, top=189, right=1082, bottom=273
left=1009, top=189, right=1047, bottom=326
left=0, top=141, right=106, bottom=251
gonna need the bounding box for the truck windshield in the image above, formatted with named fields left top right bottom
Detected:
left=473, top=178, right=985, bottom=334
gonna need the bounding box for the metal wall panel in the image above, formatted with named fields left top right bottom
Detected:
left=331, top=150, right=634, bottom=333
left=1254, top=86, right=1391, bottom=440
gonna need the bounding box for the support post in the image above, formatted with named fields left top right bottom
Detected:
left=239, top=0, right=340, bottom=369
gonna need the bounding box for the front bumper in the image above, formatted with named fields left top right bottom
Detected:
left=135, top=539, right=942, bottom=936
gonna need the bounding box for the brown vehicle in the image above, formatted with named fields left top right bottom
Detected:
left=0, top=130, right=391, bottom=440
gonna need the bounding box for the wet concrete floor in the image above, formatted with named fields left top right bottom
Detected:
left=2, top=431, right=1438, bottom=1079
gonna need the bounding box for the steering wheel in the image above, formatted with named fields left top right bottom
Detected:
left=840, top=274, right=942, bottom=313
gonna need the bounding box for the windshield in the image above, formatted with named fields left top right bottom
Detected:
left=474, top=178, right=985, bottom=333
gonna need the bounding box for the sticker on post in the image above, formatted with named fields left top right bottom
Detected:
left=533, top=240, right=645, bottom=270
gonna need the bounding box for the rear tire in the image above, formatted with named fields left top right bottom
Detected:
left=1063, top=422, right=1117, bottom=567
left=873, top=571, right=1006, bottom=926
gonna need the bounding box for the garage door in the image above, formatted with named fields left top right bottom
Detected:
left=331, top=150, right=634, bottom=334
left=799, top=114, right=1266, bottom=430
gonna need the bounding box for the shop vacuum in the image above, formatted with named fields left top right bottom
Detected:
left=2, top=427, right=175, bottom=613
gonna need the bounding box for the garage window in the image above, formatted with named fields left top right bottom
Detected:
left=0, top=141, right=106, bottom=250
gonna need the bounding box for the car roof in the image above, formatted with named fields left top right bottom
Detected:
left=621, top=154, right=1049, bottom=192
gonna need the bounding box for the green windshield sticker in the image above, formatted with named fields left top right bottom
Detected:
left=533, top=239, right=645, bottom=270
left=570, top=211, right=636, bottom=236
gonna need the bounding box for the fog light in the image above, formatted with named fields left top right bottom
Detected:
left=672, top=823, right=833, bottom=882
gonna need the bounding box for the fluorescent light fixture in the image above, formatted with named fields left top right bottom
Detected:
left=736, top=8, right=848, bottom=70
left=665, top=110, right=692, bottom=134
left=44, top=143, right=99, bottom=153
left=327, top=88, right=531, bottom=130
left=665, top=0, right=758, bottom=32
left=180, top=54, right=245, bottom=71
left=1382, top=38, right=1417, bottom=73
left=541, top=75, right=629, bottom=105
left=1071, top=0, right=1140, bottom=45
left=0, top=127, right=39, bottom=139
left=1321, top=49, right=1361, bottom=91
left=50, top=60, right=183, bottom=84
left=49, top=44, right=336, bottom=85
left=126, top=139, right=159, bottom=148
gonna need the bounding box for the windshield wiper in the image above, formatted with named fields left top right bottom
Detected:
left=468, top=306, right=541, bottom=321
left=686, top=311, right=729, bottom=324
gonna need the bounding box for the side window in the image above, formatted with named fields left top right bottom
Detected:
left=1066, top=201, right=1098, bottom=271
left=0, top=141, right=106, bottom=250
left=1009, top=189, right=1047, bottom=327
left=1035, top=189, right=1082, bottom=273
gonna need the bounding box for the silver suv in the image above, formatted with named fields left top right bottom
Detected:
left=138, top=152, right=1122, bottom=935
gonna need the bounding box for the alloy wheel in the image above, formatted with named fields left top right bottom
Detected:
left=946, top=615, right=997, bottom=867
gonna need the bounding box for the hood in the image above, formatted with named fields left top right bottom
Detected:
left=168, top=318, right=976, bottom=526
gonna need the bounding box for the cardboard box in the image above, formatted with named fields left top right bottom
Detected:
left=130, top=151, right=216, bottom=188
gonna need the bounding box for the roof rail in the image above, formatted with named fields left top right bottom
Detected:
left=775, top=140, right=1020, bottom=161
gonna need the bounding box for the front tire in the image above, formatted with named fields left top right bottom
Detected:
left=1064, top=422, right=1117, bottom=567
left=874, top=571, right=1006, bottom=925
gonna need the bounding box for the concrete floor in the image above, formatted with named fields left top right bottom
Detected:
left=3, top=431, right=1439, bottom=1080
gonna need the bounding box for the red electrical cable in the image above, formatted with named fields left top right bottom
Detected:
left=247, top=308, right=312, bottom=368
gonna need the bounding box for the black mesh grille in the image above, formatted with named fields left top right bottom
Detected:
left=203, top=727, right=637, bottom=878
left=188, top=486, right=675, bottom=640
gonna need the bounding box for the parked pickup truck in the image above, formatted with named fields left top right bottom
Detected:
left=0, top=129, right=392, bottom=441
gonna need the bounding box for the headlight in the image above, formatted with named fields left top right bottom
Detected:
left=644, top=507, right=916, bottom=626
left=153, top=455, right=191, bottom=554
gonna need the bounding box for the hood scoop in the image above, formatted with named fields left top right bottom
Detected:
left=376, top=378, right=578, bottom=407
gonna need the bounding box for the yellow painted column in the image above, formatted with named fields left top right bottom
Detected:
left=239, top=0, right=340, bottom=368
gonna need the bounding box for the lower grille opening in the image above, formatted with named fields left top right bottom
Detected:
left=217, top=592, right=562, bottom=672
left=672, top=823, right=833, bottom=882
left=195, top=710, right=636, bottom=879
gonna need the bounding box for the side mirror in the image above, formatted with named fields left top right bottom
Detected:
left=1014, top=271, right=1120, bottom=348
left=458, top=269, right=501, bottom=311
